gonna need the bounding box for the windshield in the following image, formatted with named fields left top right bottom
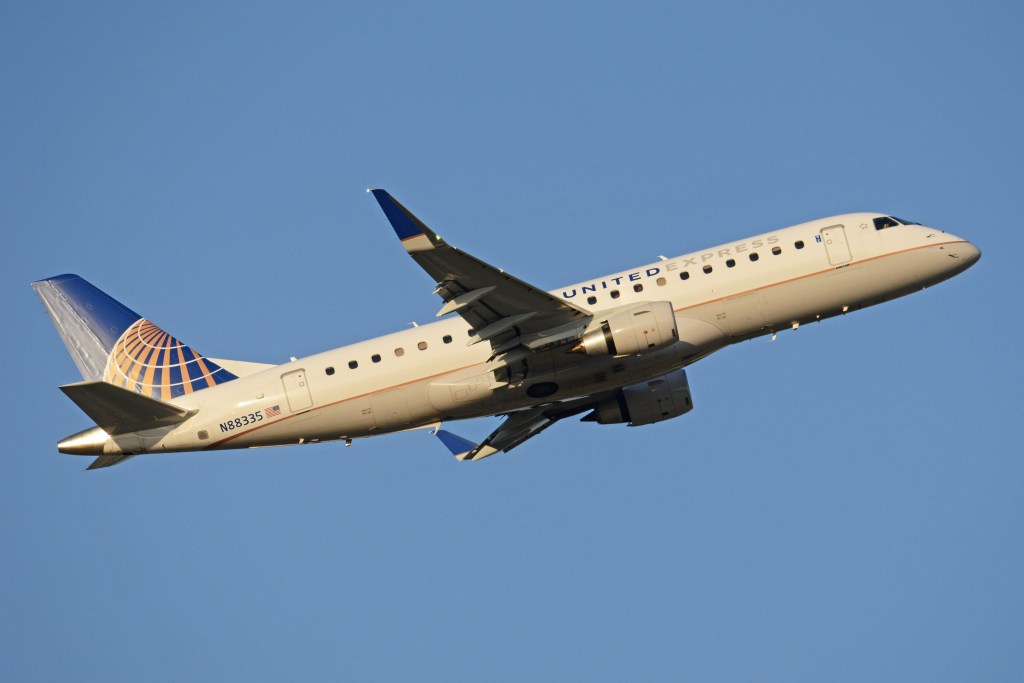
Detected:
left=874, top=215, right=921, bottom=230
left=890, top=216, right=921, bottom=226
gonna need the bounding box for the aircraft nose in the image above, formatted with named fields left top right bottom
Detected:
left=953, top=241, right=981, bottom=267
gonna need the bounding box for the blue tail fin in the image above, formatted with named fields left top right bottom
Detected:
left=33, top=274, right=237, bottom=400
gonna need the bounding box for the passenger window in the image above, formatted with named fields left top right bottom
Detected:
left=610, top=290, right=620, bottom=299
left=371, top=354, right=381, bottom=363
left=680, top=271, right=690, bottom=280
left=656, top=277, right=666, bottom=286
left=442, top=335, right=452, bottom=344
left=772, top=246, right=782, bottom=255
left=394, top=348, right=404, bottom=357
left=325, top=366, right=335, bottom=376
left=795, top=240, right=804, bottom=249
left=348, top=360, right=358, bottom=369
left=749, top=253, right=759, bottom=262
left=703, top=265, right=713, bottom=274
left=726, top=259, right=736, bottom=268
left=587, top=295, right=597, bottom=305
left=633, top=284, right=643, bottom=293
left=417, top=341, right=428, bottom=350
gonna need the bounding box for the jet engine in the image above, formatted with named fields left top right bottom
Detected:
left=583, top=368, right=693, bottom=426
left=571, top=302, right=678, bottom=356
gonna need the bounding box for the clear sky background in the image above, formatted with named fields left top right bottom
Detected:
left=2, top=1, right=1021, bottom=680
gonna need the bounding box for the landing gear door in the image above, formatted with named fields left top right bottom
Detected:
left=821, top=225, right=852, bottom=265
left=281, top=369, right=313, bottom=413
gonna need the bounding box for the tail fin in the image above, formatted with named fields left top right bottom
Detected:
left=32, top=274, right=237, bottom=400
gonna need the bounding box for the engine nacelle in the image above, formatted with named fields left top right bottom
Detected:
left=572, top=301, right=678, bottom=356
left=584, top=368, right=694, bottom=426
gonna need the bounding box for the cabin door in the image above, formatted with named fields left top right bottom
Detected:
left=821, top=225, right=852, bottom=265
left=281, top=369, right=313, bottom=413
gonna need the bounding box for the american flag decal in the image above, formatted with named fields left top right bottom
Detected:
left=265, top=405, right=282, bottom=418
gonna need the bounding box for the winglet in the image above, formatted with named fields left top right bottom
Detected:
left=436, top=429, right=478, bottom=460
left=435, top=429, right=499, bottom=461
left=369, top=189, right=444, bottom=253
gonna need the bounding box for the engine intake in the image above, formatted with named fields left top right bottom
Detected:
left=571, top=302, right=678, bottom=356
left=584, top=368, right=694, bottom=426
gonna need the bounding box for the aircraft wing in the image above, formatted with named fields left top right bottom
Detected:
left=370, top=190, right=590, bottom=354
left=435, top=393, right=609, bottom=461
left=437, top=409, right=559, bottom=461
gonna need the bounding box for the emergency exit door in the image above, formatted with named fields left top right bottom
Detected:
left=820, top=225, right=852, bottom=265
left=281, top=369, right=313, bottom=413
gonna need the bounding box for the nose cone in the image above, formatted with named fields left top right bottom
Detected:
left=945, top=239, right=981, bottom=274
left=958, top=241, right=981, bottom=267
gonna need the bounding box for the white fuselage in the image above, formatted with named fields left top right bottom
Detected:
left=86, top=213, right=979, bottom=457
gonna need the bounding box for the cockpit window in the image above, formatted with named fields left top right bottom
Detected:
left=875, top=215, right=922, bottom=230
left=890, top=216, right=921, bottom=226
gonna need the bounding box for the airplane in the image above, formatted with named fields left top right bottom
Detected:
left=33, top=190, right=980, bottom=469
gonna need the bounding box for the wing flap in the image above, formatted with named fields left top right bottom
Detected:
left=435, top=286, right=496, bottom=318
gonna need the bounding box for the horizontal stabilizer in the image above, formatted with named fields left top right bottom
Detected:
left=60, top=380, right=196, bottom=435
left=87, top=453, right=137, bottom=470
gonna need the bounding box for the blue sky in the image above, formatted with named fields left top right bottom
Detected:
left=2, top=1, right=1021, bottom=680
